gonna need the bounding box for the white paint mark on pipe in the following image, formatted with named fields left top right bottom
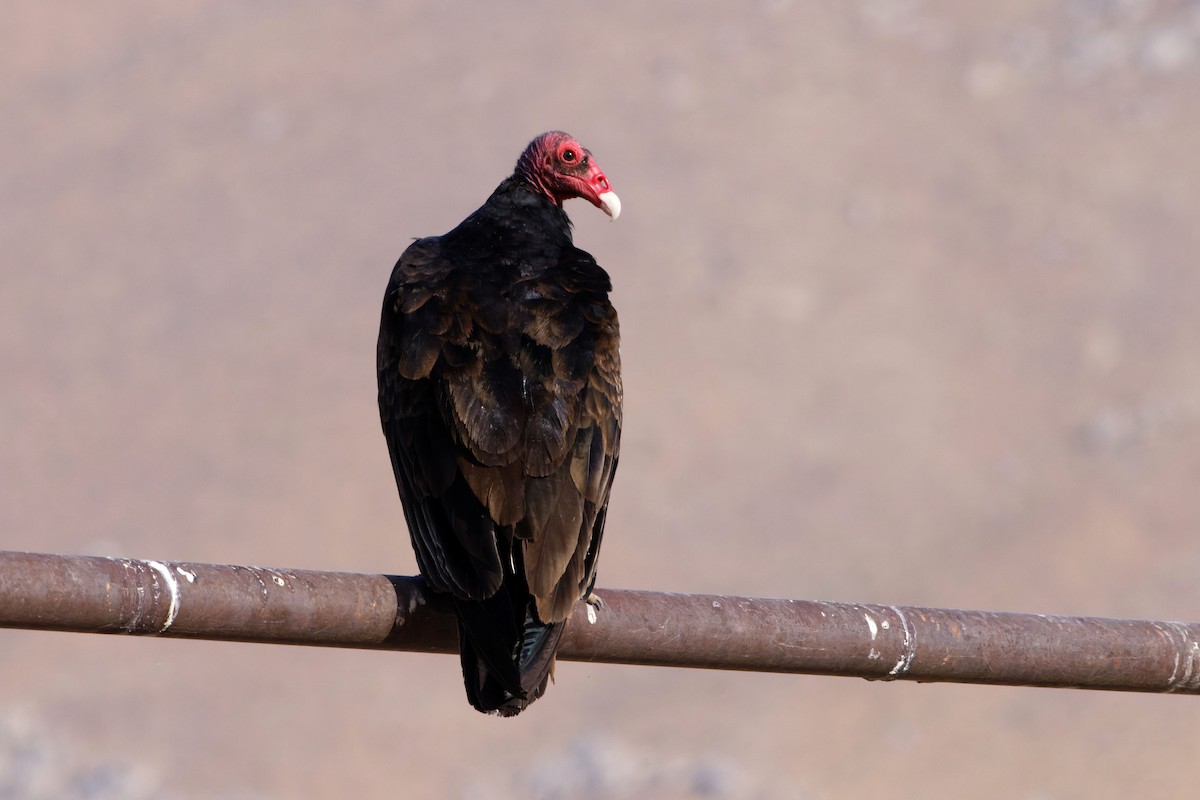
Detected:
left=1163, top=622, right=1200, bottom=692
left=888, top=605, right=916, bottom=677
left=145, top=560, right=180, bottom=633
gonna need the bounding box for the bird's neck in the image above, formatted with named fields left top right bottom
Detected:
left=483, top=178, right=574, bottom=242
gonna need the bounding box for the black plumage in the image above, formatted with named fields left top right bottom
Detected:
left=377, top=132, right=622, bottom=716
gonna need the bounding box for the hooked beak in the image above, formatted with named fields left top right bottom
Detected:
left=597, top=190, right=621, bottom=221
left=578, top=156, right=620, bottom=221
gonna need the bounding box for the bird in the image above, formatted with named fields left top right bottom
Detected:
left=377, top=132, right=622, bottom=716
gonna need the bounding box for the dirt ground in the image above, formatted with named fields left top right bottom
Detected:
left=2, top=2, right=1200, bottom=797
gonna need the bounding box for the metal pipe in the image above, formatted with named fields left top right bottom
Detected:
left=0, top=550, right=1197, bottom=694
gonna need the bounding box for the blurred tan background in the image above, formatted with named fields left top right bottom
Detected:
left=2, top=1, right=1200, bottom=797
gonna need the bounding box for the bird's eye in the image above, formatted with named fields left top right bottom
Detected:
left=561, top=149, right=577, bottom=163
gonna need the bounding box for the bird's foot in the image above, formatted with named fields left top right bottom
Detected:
left=584, top=590, right=604, bottom=624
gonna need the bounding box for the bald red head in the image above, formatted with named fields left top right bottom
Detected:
left=514, top=131, right=620, bottom=220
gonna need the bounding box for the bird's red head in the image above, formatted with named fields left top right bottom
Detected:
left=514, top=131, right=620, bottom=220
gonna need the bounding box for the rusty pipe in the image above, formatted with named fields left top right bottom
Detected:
left=0, top=550, right=1197, bottom=694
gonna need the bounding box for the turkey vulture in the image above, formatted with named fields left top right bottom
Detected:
left=377, top=132, right=622, bottom=716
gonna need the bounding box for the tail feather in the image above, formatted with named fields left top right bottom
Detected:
left=454, top=593, right=566, bottom=717
left=517, top=618, right=565, bottom=704
left=452, top=593, right=523, bottom=703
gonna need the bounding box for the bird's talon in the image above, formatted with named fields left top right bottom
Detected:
left=585, top=592, right=604, bottom=624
